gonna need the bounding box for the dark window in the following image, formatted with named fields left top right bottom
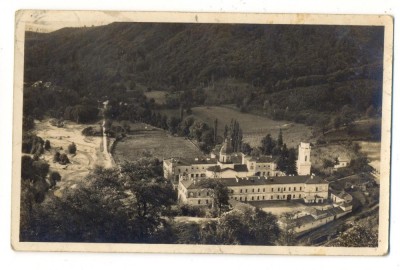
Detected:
left=240, top=189, right=242, bottom=193
left=198, top=200, right=201, bottom=204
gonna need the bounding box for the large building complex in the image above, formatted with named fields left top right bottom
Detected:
left=164, top=139, right=332, bottom=206
left=177, top=174, right=329, bottom=206
left=163, top=138, right=284, bottom=185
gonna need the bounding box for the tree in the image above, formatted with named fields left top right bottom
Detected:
left=44, top=140, right=51, bottom=150
left=198, top=179, right=230, bottom=216
left=365, top=105, right=376, bottom=118
left=68, top=142, right=77, bottom=154
left=49, top=171, right=61, bottom=187
left=341, top=104, right=357, bottom=126
left=333, top=115, right=342, bottom=129
left=213, top=118, right=218, bottom=143
left=167, top=116, right=181, bottom=134
left=277, top=129, right=283, bottom=147
left=278, top=211, right=300, bottom=245
left=200, top=129, right=215, bottom=153
left=323, top=159, right=335, bottom=168
left=217, top=205, right=280, bottom=245
left=333, top=225, right=378, bottom=247
left=241, top=142, right=253, bottom=155
left=261, top=134, right=275, bottom=155
left=59, top=153, right=70, bottom=165
left=53, top=152, right=60, bottom=163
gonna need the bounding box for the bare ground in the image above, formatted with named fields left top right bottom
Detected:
left=34, top=119, right=109, bottom=198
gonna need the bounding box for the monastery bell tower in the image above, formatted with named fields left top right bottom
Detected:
left=297, top=142, right=311, bottom=175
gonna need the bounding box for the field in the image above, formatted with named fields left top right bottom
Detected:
left=34, top=119, right=108, bottom=198
left=113, top=125, right=204, bottom=163
left=160, top=106, right=313, bottom=148
left=143, top=90, right=168, bottom=105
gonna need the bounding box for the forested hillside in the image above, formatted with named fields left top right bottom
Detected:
left=24, top=23, right=384, bottom=121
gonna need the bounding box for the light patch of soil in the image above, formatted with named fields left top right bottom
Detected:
left=34, top=119, right=108, bottom=197
left=249, top=200, right=332, bottom=217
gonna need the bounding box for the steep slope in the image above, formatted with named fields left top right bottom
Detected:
left=24, top=22, right=384, bottom=116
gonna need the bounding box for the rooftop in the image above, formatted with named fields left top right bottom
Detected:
left=164, top=157, right=218, bottom=166
left=245, top=155, right=278, bottom=163
left=181, top=175, right=328, bottom=189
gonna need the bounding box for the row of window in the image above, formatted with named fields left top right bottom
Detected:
left=237, top=186, right=303, bottom=194
left=232, top=193, right=302, bottom=202
left=198, top=199, right=210, bottom=205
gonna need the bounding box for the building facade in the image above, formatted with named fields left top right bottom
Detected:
left=163, top=138, right=286, bottom=186
left=297, top=142, right=311, bottom=175
left=178, top=174, right=329, bottom=206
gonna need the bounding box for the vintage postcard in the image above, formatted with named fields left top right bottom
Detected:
left=11, top=10, right=393, bottom=255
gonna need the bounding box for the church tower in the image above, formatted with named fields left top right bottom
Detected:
left=219, top=138, right=233, bottom=163
left=297, top=142, right=311, bottom=175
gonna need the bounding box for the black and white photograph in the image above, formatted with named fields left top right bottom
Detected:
left=11, top=11, right=393, bottom=255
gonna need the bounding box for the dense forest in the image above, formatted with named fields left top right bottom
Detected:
left=24, top=23, right=384, bottom=121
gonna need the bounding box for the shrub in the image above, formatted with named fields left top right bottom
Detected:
left=68, top=142, right=77, bottom=154
left=49, top=171, right=61, bottom=187
left=44, top=140, right=51, bottom=150
left=59, top=153, right=70, bottom=165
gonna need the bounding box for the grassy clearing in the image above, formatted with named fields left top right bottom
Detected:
left=159, top=106, right=313, bottom=148
left=322, top=119, right=381, bottom=142
left=113, top=129, right=204, bottom=163
left=143, top=90, right=168, bottom=105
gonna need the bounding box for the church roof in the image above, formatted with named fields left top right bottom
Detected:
left=206, top=164, right=248, bottom=173
left=182, top=175, right=328, bottom=190
left=220, top=138, right=233, bottom=154
left=165, top=157, right=218, bottom=166
left=233, top=164, right=248, bottom=172
left=247, top=155, right=278, bottom=163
